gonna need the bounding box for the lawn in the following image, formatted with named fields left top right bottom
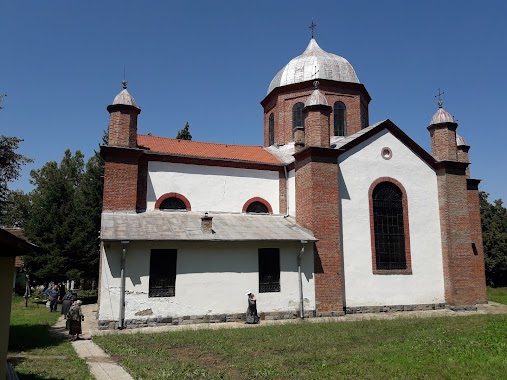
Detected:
left=94, top=314, right=507, bottom=380
left=487, top=287, right=507, bottom=305
left=8, top=296, right=92, bottom=380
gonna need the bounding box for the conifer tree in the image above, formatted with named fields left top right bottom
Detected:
left=176, top=122, right=192, bottom=140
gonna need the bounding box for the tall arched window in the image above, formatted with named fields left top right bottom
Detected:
left=333, top=101, right=346, bottom=136
left=268, top=113, right=275, bottom=146
left=292, top=102, right=304, bottom=137
left=361, top=107, right=368, bottom=129
left=372, top=181, right=408, bottom=271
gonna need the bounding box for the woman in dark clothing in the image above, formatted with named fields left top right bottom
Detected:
left=67, top=300, right=84, bottom=341
left=61, top=291, right=74, bottom=321
left=245, top=291, right=259, bottom=324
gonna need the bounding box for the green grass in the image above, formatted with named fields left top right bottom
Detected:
left=487, top=287, right=507, bottom=305
left=94, top=314, right=507, bottom=380
left=8, top=296, right=93, bottom=380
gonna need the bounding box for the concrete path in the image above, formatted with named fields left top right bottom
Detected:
left=51, top=307, right=134, bottom=380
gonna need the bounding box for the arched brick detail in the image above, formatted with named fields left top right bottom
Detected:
left=368, top=177, right=412, bottom=275
left=242, top=197, right=273, bottom=214
left=155, top=192, right=191, bottom=211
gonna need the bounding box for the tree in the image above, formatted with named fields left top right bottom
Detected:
left=23, top=150, right=86, bottom=284
left=176, top=122, right=192, bottom=140
left=0, top=189, right=31, bottom=228
left=480, top=191, right=507, bottom=287
left=0, top=135, right=33, bottom=207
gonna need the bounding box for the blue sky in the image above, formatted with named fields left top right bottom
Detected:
left=2, top=1, right=506, bottom=202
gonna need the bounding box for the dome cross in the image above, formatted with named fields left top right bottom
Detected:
left=435, top=88, right=444, bottom=108
left=309, top=19, right=317, bottom=39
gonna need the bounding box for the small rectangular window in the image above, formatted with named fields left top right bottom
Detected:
left=149, top=249, right=177, bottom=297
left=259, top=248, right=280, bottom=293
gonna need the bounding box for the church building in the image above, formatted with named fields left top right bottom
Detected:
left=97, top=36, right=486, bottom=329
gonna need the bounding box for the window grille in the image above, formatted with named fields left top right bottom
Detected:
left=372, top=182, right=407, bottom=270
left=333, top=101, right=346, bottom=136
left=269, top=113, right=275, bottom=146
left=159, top=197, right=186, bottom=210
left=292, top=102, right=305, bottom=137
left=246, top=201, right=269, bottom=214
left=259, top=248, right=280, bottom=292
left=149, top=249, right=177, bottom=297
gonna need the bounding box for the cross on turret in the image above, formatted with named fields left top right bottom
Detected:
left=435, top=88, right=444, bottom=108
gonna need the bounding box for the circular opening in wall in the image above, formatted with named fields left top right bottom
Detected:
left=381, top=147, right=392, bottom=160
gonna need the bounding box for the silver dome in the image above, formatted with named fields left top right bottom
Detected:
left=430, top=107, right=454, bottom=125
left=113, top=88, right=139, bottom=108
left=456, top=134, right=468, bottom=146
left=267, top=39, right=360, bottom=95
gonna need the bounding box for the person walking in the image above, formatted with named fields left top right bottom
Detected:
left=48, top=284, right=60, bottom=312
left=245, top=291, right=259, bottom=324
left=67, top=300, right=84, bottom=341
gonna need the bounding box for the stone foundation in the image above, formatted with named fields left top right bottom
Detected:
left=98, top=303, right=478, bottom=330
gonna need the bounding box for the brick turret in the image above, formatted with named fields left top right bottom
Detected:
left=102, top=81, right=143, bottom=211
left=302, top=82, right=332, bottom=147
left=428, top=102, right=486, bottom=306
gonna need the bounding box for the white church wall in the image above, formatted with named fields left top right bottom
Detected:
left=146, top=162, right=280, bottom=213
left=339, top=130, right=445, bottom=307
left=288, top=169, right=296, bottom=217
left=98, top=241, right=315, bottom=322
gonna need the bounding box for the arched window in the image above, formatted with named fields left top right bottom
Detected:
left=242, top=197, right=273, bottom=214
left=155, top=192, right=191, bottom=211
left=159, top=197, right=186, bottom=210
left=371, top=181, right=409, bottom=271
left=361, top=107, right=368, bottom=129
left=292, top=102, right=305, bottom=137
left=333, top=101, right=346, bottom=136
left=268, top=113, right=275, bottom=146
left=247, top=202, right=269, bottom=213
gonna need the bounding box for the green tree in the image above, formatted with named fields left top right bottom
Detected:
left=176, top=121, right=192, bottom=140
left=0, top=189, right=31, bottom=227
left=23, top=150, right=85, bottom=284
left=480, top=191, right=507, bottom=287
left=0, top=135, right=33, bottom=207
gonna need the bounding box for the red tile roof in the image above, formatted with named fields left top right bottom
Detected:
left=137, top=135, right=282, bottom=165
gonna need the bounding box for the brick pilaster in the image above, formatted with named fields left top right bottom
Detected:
left=303, top=105, right=332, bottom=147
left=295, top=147, right=342, bottom=313
left=107, top=104, right=141, bottom=148
left=427, top=122, right=458, bottom=161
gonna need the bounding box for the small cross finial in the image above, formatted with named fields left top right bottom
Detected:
left=122, top=80, right=127, bottom=89
left=309, top=19, right=317, bottom=39
left=311, top=65, right=319, bottom=81
left=435, top=88, right=444, bottom=108
left=313, top=80, right=320, bottom=89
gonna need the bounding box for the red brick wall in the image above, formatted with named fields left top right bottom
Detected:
left=295, top=149, right=342, bottom=313
left=436, top=165, right=482, bottom=305
left=102, top=150, right=141, bottom=211
left=467, top=186, right=487, bottom=303
left=428, top=123, right=457, bottom=161
left=303, top=106, right=332, bottom=147
left=263, top=81, right=368, bottom=147
left=107, top=105, right=140, bottom=148
left=279, top=170, right=287, bottom=215
left=457, top=146, right=470, bottom=178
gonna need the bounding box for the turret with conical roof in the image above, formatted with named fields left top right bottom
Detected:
left=427, top=99, right=458, bottom=161
left=107, top=81, right=141, bottom=148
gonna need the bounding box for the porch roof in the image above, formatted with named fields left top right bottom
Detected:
left=101, top=211, right=317, bottom=242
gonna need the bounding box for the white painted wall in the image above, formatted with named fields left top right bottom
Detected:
left=147, top=162, right=280, bottom=213
left=288, top=169, right=296, bottom=217
left=339, top=130, right=445, bottom=306
left=98, top=241, right=315, bottom=322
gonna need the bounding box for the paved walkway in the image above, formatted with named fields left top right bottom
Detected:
left=51, top=301, right=507, bottom=380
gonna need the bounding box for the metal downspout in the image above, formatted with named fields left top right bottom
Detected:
left=298, top=243, right=306, bottom=319
left=119, top=240, right=129, bottom=329
left=283, top=165, right=290, bottom=217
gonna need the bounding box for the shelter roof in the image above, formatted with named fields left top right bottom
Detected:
left=101, top=211, right=316, bottom=242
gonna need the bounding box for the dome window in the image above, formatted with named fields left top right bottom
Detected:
left=333, top=101, right=346, bottom=136
left=269, top=113, right=275, bottom=146
left=292, top=102, right=305, bottom=137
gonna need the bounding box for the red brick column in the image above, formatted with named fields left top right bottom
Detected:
left=427, top=122, right=458, bottom=161
left=436, top=162, right=482, bottom=306
left=107, top=104, right=141, bottom=148
left=295, top=147, right=343, bottom=314
left=303, top=105, right=332, bottom=147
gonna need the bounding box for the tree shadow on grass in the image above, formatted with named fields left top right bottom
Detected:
left=9, top=324, right=66, bottom=352
left=8, top=357, right=65, bottom=380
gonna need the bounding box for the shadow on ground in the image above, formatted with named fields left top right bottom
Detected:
left=9, top=324, right=66, bottom=352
